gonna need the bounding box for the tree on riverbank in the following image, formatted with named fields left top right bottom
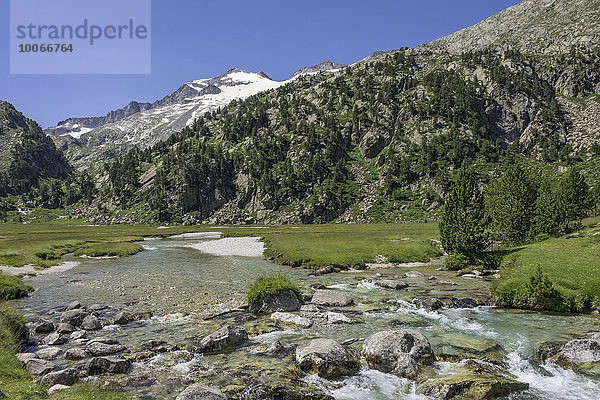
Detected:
left=439, top=165, right=488, bottom=268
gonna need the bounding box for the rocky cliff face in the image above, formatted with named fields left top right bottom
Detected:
left=0, top=101, right=70, bottom=195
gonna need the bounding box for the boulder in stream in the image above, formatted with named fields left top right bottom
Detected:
left=175, top=383, right=227, bottom=400
left=271, top=312, right=313, bottom=328
left=40, top=368, right=78, bottom=387
left=249, top=289, right=302, bottom=313
left=412, top=298, right=443, bottom=311
left=362, top=329, right=434, bottom=379
left=295, top=338, right=360, bottom=379
left=86, top=341, right=127, bottom=356
left=112, top=311, right=133, bottom=325
left=23, top=358, right=55, bottom=376
left=197, top=325, right=248, bottom=354
left=60, top=309, right=88, bottom=326
left=376, top=280, right=408, bottom=290
left=86, top=356, right=131, bottom=375
left=64, top=348, right=88, bottom=360
left=548, top=333, right=600, bottom=374
left=44, top=332, right=68, bottom=346
left=311, top=290, right=354, bottom=307
left=33, top=320, right=55, bottom=334
left=81, top=315, right=102, bottom=330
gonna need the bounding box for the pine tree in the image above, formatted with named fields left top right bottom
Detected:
left=439, top=165, right=488, bottom=255
left=557, top=168, right=589, bottom=231
left=485, top=165, right=537, bottom=244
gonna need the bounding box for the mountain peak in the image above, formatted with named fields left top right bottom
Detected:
left=291, top=60, right=346, bottom=78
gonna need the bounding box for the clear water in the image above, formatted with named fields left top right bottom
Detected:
left=10, top=235, right=600, bottom=399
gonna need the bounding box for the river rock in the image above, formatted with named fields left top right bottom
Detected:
left=412, top=298, right=443, bottom=311
left=112, top=311, right=133, bottom=325
left=266, top=340, right=285, bottom=354
left=44, top=332, right=68, bottom=346
left=81, top=315, right=102, bottom=330
left=175, top=383, right=227, bottom=400
left=88, top=337, right=119, bottom=345
left=40, top=368, right=78, bottom=387
left=64, top=348, right=88, bottom=360
left=548, top=334, right=600, bottom=372
left=376, top=280, right=408, bottom=290
left=405, top=271, right=424, bottom=278
left=89, top=304, right=108, bottom=311
left=311, top=290, right=354, bottom=307
left=300, top=304, right=319, bottom=312
left=447, top=298, right=481, bottom=309
left=60, top=309, right=88, bottom=326
left=362, top=329, right=435, bottom=379
left=24, top=358, right=55, bottom=376
left=56, top=323, right=76, bottom=333
left=86, top=356, right=131, bottom=375
left=70, top=330, right=87, bottom=340
left=271, top=312, right=313, bottom=328
left=35, top=347, right=62, bottom=359
left=417, top=360, right=528, bottom=399
left=296, top=338, right=360, bottom=379
left=16, top=352, right=38, bottom=365
left=325, top=311, right=352, bottom=324
left=249, top=289, right=302, bottom=313
left=302, top=293, right=313, bottom=302
left=33, top=320, right=55, bottom=334
left=64, top=301, right=82, bottom=311
left=197, top=325, right=248, bottom=354
left=86, top=341, right=127, bottom=356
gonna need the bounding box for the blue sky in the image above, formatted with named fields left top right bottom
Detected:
left=1, top=0, right=521, bottom=128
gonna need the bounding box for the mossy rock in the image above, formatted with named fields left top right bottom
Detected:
left=417, top=374, right=529, bottom=399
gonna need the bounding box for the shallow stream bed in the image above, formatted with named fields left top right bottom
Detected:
left=10, top=233, right=600, bottom=399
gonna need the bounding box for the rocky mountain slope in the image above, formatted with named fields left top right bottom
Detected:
left=0, top=101, right=70, bottom=196
left=48, top=62, right=345, bottom=168
left=78, top=0, right=600, bottom=225
left=421, top=0, right=600, bottom=55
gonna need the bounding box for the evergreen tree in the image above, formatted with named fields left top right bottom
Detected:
left=439, top=165, right=488, bottom=255
left=556, top=168, right=589, bottom=231
left=485, top=165, right=537, bottom=244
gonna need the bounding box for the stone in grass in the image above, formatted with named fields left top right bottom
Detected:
left=40, top=368, right=78, bottom=387
left=296, top=338, right=360, bottom=379
left=311, top=290, right=354, bottom=307
left=362, top=329, right=435, bottom=380
left=175, top=383, right=227, bottom=400
left=197, top=325, right=248, bottom=354
left=86, top=356, right=131, bottom=375
left=24, top=358, right=55, bottom=376
left=48, top=384, right=71, bottom=395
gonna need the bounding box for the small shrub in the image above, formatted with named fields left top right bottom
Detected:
left=0, top=275, right=34, bottom=301
left=246, top=275, right=301, bottom=305
left=445, top=252, right=472, bottom=270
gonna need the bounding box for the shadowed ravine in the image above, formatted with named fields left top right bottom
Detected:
left=10, top=234, right=600, bottom=399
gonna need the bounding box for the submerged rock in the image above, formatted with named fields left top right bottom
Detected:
left=362, top=329, right=435, bottom=379
left=376, top=280, right=408, bottom=290
left=271, top=312, right=313, bottom=328
left=249, top=289, right=302, bottom=314
left=40, top=368, right=78, bottom=387
left=417, top=360, right=528, bottom=399
left=112, top=311, right=133, bottom=325
left=175, top=383, right=226, bottom=400
left=412, top=298, right=443, bottom=311
left=86, top=356, right=131, bottom=375
left=311, top=290, right=354, bottom=307
left=197, top=325, right=248, bottom=354
left=295, top=338, right=360, bottom=379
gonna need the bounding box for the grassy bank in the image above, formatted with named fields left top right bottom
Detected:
left=73, top=242, right=144, bottom=258
left=493, top=217, right=600, bottom=312
left=0, top=305, right=129, bottom=399
left=225, top=223, right=443, bottom=269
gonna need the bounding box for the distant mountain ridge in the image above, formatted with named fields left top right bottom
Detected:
left=47, top=61, right=345, bottom=167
